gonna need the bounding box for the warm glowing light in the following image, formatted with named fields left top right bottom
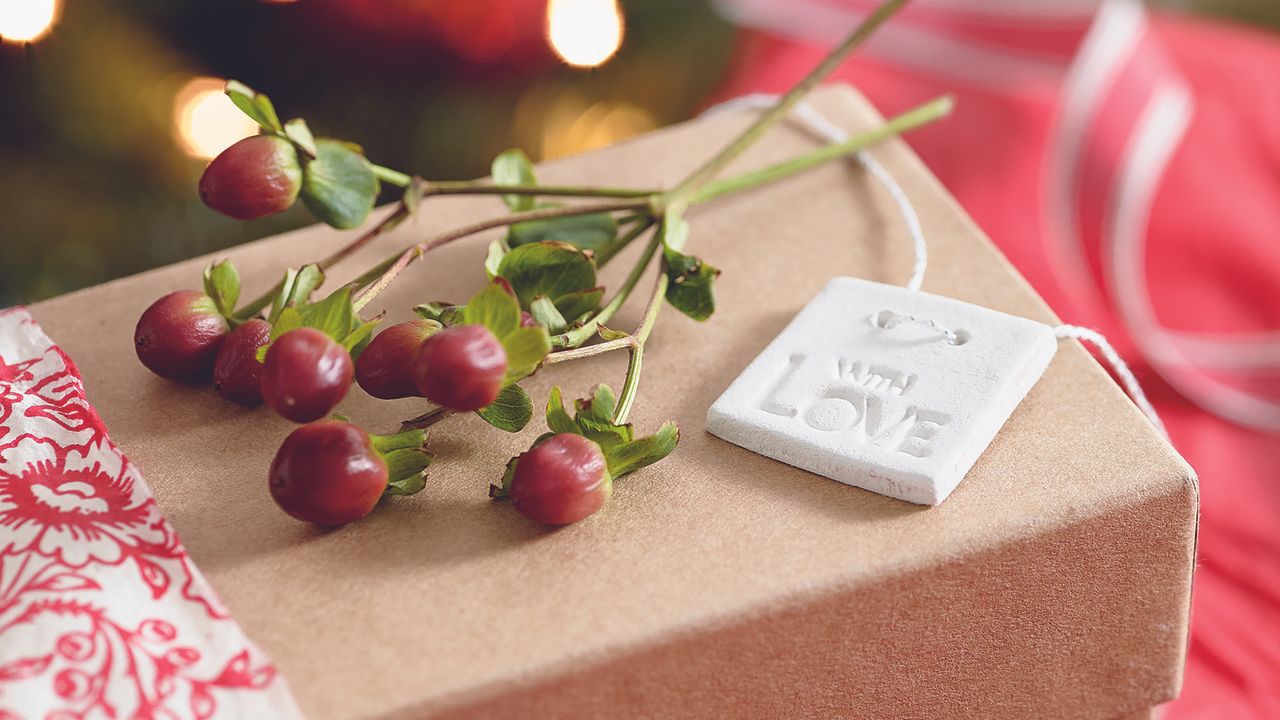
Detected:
left=0, top=0, right=60, bottom=43
left=544, top=100, right=656, bottom=160
left=546, top=0, right=623, bottom=68
left=172, top=78, right=260, bottom=160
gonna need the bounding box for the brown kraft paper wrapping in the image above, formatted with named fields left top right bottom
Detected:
left=30, top=86, right=1197, bottom=720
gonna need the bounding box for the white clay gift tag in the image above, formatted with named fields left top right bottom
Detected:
left=706, top=277, right=1057, bottom=505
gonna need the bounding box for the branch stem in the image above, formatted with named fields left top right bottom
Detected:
left=352, top=199, right=649, bottom=311
left=690, top=95, right=953, bottom=205
left=664, top=0, right=909, bottom=207
left=611, top=271, right=668, bottom=425
left=373, top=162, right=656, bottom=200
left=233, top=202, right=413, bottom=320
left=545, top=336, right=637, bottom=364
left=371, top=164, right=412, bottom=187
left=425, top=182, right=656, bottom=200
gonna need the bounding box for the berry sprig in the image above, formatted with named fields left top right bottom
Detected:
left=495, top=385, right=679, bottom=525
left=134, top=0, right=946, bottom=528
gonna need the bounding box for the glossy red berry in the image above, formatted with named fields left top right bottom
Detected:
left=260, top=328, right=353, bottom=423
left=198, top=135, right=302, bottom=220
left=269, top=420, right=387, bottom=525
left=411, top=324, right=506, bottom=412
left=354, top=320, right=438, bottom=400
left=510, top=434, right=611, bottom=525
left=212, top=319, right=271, bottom=406
left=134, top=290, right=229, bottom=381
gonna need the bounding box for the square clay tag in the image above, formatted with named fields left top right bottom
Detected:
left=706, top=277, right=1057, bottom=505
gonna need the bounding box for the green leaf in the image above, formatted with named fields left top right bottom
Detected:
left=269, top=307, right=303, bottom=341
left=283, top=118, right=318, bottom=158
left=492, top=149, right=537, bottom=212
left=584, top=385, right=617, bottom=422
left=382, top=448, right=433, bottom=496
left=491, top=455, right=521, bottom=498
left=554, top=287, right=604, bottom=324
left=462, top=281, right=522, bottom=340
left=545, top=387, right=579, bottom=435
left=298, top=287, right=356, bottom=341
left=501, top=326, right=552, bottom=384
left=507, top=208, right=617, bottom=252
left=657, top=210, right=716, bottom=320
left=257, top=306, right=303, bottom=361
left=484, top=239, right=507, bottom=280
left=413, top=302, right=464, bottom=326
left=475, top=383, right=534, bottom=432
left=202, top=260, right=240, bottom=318
left=371, top=427, right=427, bottom=454
left=597, top=325, right=630, bottom=342
left=528, top=296, right=567, bottom=333
left=605, top=422, right=680, bottom=478
left=496, top=241, right=600, bottom=318
left=663, top=248, right=720, bottom=322
left=570, top=384, right=631, bottom=451
left=385, top=473, right=428, bottom=496
left=575, top=414, right=632, bottom=453
left=269, top=264, right=325, bottom=323
left=224, top=80, right=283, bottom=133
left=300, top=139, right=378, bottom=229
left=341, top=317, right=382, bottom=353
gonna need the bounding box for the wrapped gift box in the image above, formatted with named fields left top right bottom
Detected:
left=30, top=86, right=1196, bottom=719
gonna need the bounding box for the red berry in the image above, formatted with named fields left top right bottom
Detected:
left=510, top=434, right=611, bottom=525
left=260, top=328, right=353, bottom=423
left=198, top=135, right=302, bottom=220
left=354, top=320, right=438, bottom=400
left=269, top=420, right=387, bottom=525
left=213, top=319, right=271, bottom=406
left=134, top=290, right=229, bottom=381
left=411, top=324, right=506, bottom=412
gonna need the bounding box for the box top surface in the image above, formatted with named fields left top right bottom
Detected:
left=30, top=86, right=1194, bottom=719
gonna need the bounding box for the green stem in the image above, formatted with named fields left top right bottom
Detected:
left=352, top=199, right=649, bottom=312
left=372, top=164, right=412, bottom=187
left=664, top=0, right=909, bottom=207
left=612, top=271, right=668, bottom=425
left=425, top=181, right=656, bottom=200
left=552, top=227, right=662, bottom=348
left=375, top=162, right=656, bottom=200
left=690, top=95, right=953, bottom=205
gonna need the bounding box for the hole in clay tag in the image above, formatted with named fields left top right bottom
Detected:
left=706, top=277, right=1057, bottom=505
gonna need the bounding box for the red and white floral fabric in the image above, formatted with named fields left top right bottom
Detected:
left=0, top=308, right=300, bottom=719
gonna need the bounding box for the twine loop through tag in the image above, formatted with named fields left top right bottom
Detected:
left=872, top=310, right=968, bottom=346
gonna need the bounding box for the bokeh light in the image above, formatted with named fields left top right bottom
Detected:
left=546, top=0, right=624, bottom=68
left=0, top=0, right=60, bottom=43
left=172, top=77, right=260, bottom=160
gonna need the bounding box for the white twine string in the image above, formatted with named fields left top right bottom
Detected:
left=703, top=94, right=928, bottom=291
left=701, top=92, right=1169, bottom=439
left=1053, top=324, right=1168, bottom=437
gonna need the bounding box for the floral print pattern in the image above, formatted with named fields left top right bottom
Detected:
left=0, top=308, right=300, bottom=719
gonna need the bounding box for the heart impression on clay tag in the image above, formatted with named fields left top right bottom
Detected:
left=706, top=278, right=1057, bottom=505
